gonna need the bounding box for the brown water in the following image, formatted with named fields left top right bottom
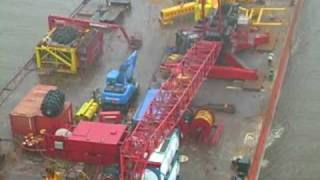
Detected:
left=0, top=0, right=80, bottom=88
left=260, top=0, right=320, bottom=179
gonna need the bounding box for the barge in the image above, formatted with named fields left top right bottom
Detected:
left=0, top=0, right=304, bottom=179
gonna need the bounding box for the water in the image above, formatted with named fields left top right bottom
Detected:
left=260, top=1, right=320, bottom=179
left=0, top=0, right=80, bottom=88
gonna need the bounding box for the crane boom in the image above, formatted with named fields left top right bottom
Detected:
left=120, top=41, right=222, bottom=179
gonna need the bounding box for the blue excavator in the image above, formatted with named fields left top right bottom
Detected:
left=101, top=51, right=139, bottom=113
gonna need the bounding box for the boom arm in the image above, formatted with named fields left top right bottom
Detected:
left=118, top=51, right=138, bottom=84
left=120, top=41, right=222, bottom=179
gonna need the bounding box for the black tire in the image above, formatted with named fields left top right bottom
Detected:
left=41, top=89, right=65, bottom=117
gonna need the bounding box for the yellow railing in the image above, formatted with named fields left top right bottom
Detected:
left=239, top=7, right=287, bottom=26
left=35, top=45, right=78, bottom=74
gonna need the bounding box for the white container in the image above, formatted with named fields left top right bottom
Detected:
left=167, top=159, right=180, bottom=180
left=143, top=129, right=180, bottom=180
left=238, top=15, right=250, bottom=25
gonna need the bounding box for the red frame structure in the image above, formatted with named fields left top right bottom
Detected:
left=99, top=111, right=122, bottom=124
left=162, top=51, right=258, bottom=81
left=230, top=27, right=269, bottom=52
left=209, top=52, right=258, bottom=80
left=48, top=15, right=132, bottom=45
left=120, top=41, right=222, bottom=179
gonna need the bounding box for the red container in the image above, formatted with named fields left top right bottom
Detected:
left=10, top=84, right=73, bottom=137
left=35, top=102, right=73, bottom=133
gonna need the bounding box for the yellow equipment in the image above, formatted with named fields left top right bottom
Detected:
left=75, top=99, right=99, bottom=121
left=194, top=0, right=219, bottom=22
left=159, top=2, right=196, bottom=25
left=224, top=0, right=255, bottom=3
left=239, top=7, right=287, bottom=26
left=35, top=16, right=104, bottom=74
left=159, top=0, right=262, bottom=25
left=159, top=0, right=218, bottom=25
left=194, top=107, right=215, bottom=126
left=35, top=28, right=103, bottom=74
left=44, top=168, right=63, bottom=180
left=35, top=36, right=78, bottom=74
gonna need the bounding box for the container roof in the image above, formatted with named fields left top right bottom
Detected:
left=10, top=84, right=57, bottom=117
left=69, top=121, right=127, bottom=145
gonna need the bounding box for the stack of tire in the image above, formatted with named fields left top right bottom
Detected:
left=51, top=26, right=79, bottom=45
left=41, top=89, right=65, bottom=117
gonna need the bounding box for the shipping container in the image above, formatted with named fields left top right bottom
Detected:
left=35, top=102, right=73, bottom=134
left=10, top=84, right=72, bottom=137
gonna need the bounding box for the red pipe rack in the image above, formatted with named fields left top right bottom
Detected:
left=48, top=15, right=131, bottom=44
left=120, top=41, right=222, bottom=179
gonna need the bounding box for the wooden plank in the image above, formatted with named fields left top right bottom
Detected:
left=256, top=32, right=278, bottom=52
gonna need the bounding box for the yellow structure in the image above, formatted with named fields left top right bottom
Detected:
left=159, top=0, right=264, bottom=25
left=239, top=7, right=287, bottom=26
left=224, top=0, right=256, bottom=3
left=35, top=27, right=79, bottom=74
left=35, top=44, right=78, bottom=74
left=35, top=24, right=104, bottom=75
left=44, top=169, right=63, bottom=180
left=75, top=99, right=99, bottom=121
left=194, top=0, right=219, bottom=22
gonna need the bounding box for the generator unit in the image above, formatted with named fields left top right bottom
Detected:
left=44, top=121, right=128, bottom=165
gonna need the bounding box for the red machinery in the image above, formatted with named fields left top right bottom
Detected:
left=99, top=111, right=122, bottom=124
left=35, top=15, right=142, bottom=74
left=209, top=52, right=258, bottom=80
left=179, top=107, right=224, bottom=145
left=120, top=41, right=222, bottom=179
left=162, top=51, right=258, bottom=81
left=48, top=15, right=130, bottom=45
left=230, top=27, right=269, bottom=52
left=36, top=16, right=106, bottom=74
left=44, top=121, right=128, bottom=165
left=48, top=15, right=142, bottom=49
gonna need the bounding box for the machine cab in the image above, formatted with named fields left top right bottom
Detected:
left=105, top=70, right=126, bottom=94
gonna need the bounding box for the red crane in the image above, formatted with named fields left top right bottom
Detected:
left=120, top=40, right=222, bottom=179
